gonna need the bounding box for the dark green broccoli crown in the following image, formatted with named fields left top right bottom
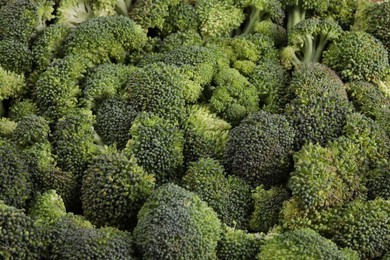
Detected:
left=226, top=110, right=296, bottom=188
left=0, top=138, right=31, bottom=208
left=12, top=115, right=50, bottom=146
left=258, top=228, right=358, bottom=259
left=53, top=109, right=99, bottom=178
left=81, top=149, right=155, bottom=229
left=248, top=58, right=290, bottom=113
left=160, top=1, right=200, bottom=36
left=125, top=63, right=186, bottom=123
left=159, top=30, right=203, bottom=52
left=183, top=105, right=231, bottom=164
left=365, top=1, right=390, bottom=57
left=326, top=0, right=359, bottom=30
left=210, top=67, right=259, bottom=126
left=82, top=63, right=134, bottom=107
left=133, top=183, right=221, bottom=260
left=249, top=185, right=290, bottom=233
left=346, top=80, right=390, bottom=133
left=217, top=225, right=263, bottom=260
left=94, top=96, right=138, bottom=149
left=329, top=199, right=390, bottom=259
left=323, top=30, right=389, bottom=82
left=0, top=201, right=42, bottom=259
left=63, top=15, right=147, bottom=64
left=124, top=112, right=184, bottom=184
left=8, top=99, right=39, bottom=121
left=367, top=162, right=390, bottom=200
left=0, top=39, right=32, bottom=75
left=183, top=158, right=253, bottom=229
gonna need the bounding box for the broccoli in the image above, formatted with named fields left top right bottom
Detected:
left=323, top=30, right=389, bottom=82
left=183, top=105, right=231, bottom=165
left=133, top=183, right=221, bottom=260
left=182, top=158, right=253, bottom=229
left=257, top=228, right=359, bottom=259
left=8, top=99, right=39, bottom=121
left=209, top=67, right=259, bottom=126
left=160, top=1, right=199, bottom=36
left=225, top=110, right=296, bottom=188
left=81, top=148, right=155, bottom=229
left=0, top=117, right=17, bottom=138
left=158, top=30, right=203, bottom=52
left=281, top=17, right=342, bottom=68
left=252, top=20, right=287, bottom=47
left=12, top=115, right=50, bottom=146
left=249, top=185, right=290, bottom=233
left=367, top=162, right=390, bottom=200
left=0, top=39, right=32, bottom=75
left=326, top=0, right=362, bottom=30
left=0, top=66, right=26, bottom=116
left=0, top=201, right=42, bottom=259
left=124, top=112, right=184, bottom=184
left=217, top=225, right=263, bottom=260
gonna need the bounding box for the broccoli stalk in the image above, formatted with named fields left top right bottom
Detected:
left=281, top=18, right=342, bottom=68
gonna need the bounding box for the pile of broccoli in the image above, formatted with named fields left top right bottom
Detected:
left=0, top=0, right=389, bottom=259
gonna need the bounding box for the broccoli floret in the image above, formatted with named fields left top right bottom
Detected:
left=0, top=67, right=26, bottom=116
left=182, top=158, right=253, bottom=229
left=124, top=113, right=184, bottom=184
left=281, top=0, right=330, bottom=33
left=285, top=63, right=352, bottom=148
left=0, top=138, right=31, bottom=208
left=125, top=63, right=187, bottom=122
left=235, top=0, right=284, bottom=35
left=94, top=96, right=138, bottom=149
left=346, top=80, right=390, bottom=133
left=8, top=99, right=39, bottom=121
left=326, top=0, right=362, bottom=30
left=248, top=58, right=290, bottom=113
left=195, top=0, right=244, bottom=38
left=323, top=30, right=389, bottom=82
left=81, top=63, right=135, bottom=108
left=281, top=17, right=342, bottom=67
left=160, top=1, right=199, bottom=36
left=210, top=67, right=259, bottom=126
left=249, top=186, right=290, bottom=233
left=63, top=15, right=147, bottom=65
left=252, top=20, right=287, bottom=47
left=81, top=148, right=155, bottom=229
left=159, top=30, right=203, bottom=52
left=0, top=117, right=17, bottom=138
left=217, top=225, right=263, bottom=260
left=257, top=228, right=359, bottom=259
left=12, top=115, right=50, bottom=146
left=328, top=199, right=390, bottom=259
left=133, top=183, right=221, bottom=260
left=0, top=39, right=32, bottom=75
left=183, top=105, right=231, bottom=164
left=367, top=162, right=390, bottom=200
left=225, top=110, right=296, bottom=188
left=0, top=201, right=42, bottom=259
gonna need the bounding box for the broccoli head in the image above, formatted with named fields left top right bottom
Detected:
left=367, top=162, right=390, bottom=200
left=12, top=115, right=50, bottom=146
left=0, top=39, right=32, bottom=75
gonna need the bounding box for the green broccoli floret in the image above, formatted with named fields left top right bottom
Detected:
left=225, top=110, right=296, bottom=188
left=0, top=138, right=31, bottom=208
left=0, top=117, right=17, bottom=138
left=0, top=66, right=26, bottom=116
left=367, top=162, right=390, bottom=200
left=326, top=0, right=362, bottom=30
left=252, top=20, right=287, bottom=47
left=328, top=199, right=390, bottom=259
left=249, top=185, right=290, bottom=233
left=94, top=96, right=137, bottom=149
left=182, top=158, right=253, bottom=229
left=323, top=30, right=389, bottom=82
left=81, top=148, right=155, bottom=229
left=81, top=63, right=135, bottom=108
left=285, top=63, right=352, bottom=148
left=235, top=0, right=284, bottom=35
left=159, top=30, right=203, bottom=52
left=257, top=228, right=359, bottom=259
left=125, top=63, right=187, bottom=122
left=124, top=112, right=184, bottom=184
left=195, top=0, right=244, bottom=38
left=0, top=201, right=42, bottom=259
left=63, top=15, right=147, bottom=65
left=248, top=58, right=290, bottom=113
left=183, top=105, right=231, bottom=164
left=346, top=80, right=390, bottom=133
left=0, top=39, right=32, bottom=75
left=8, top=99, right=39, bottom=121
left=281, top=0, right=330, bottom=33
left=160, top=1, right=199, bottom=36
left=133, top=183, right=221, bottom=260
left=217, top=225, right=263, bottom=260
left=12, top=115, right=50, bottom=146
left=281, top=17, right=342, bottom=67
left=209, top=67, right=259, bottom=126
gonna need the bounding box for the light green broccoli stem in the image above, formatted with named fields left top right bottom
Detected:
left=287, top=5, right=306, bottom=33
left=115, top=0, right=132, bottom=15
left=313, top=34, right=329, bottom=62
left=241, top=7, right=266, bottom=35
left=302, top=34, right=314, bottom=63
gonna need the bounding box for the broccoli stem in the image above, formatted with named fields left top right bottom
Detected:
left=302, top=34, right=314, bottom=63
left=287, top=5, right=306, bottom=33
left=312, top=34, right=328, bottom=62
left=241, top=7, right=264, bottom=35
left=115, top=0, right=132, bottom=16
left=0, top=101, right=4, bottom=117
